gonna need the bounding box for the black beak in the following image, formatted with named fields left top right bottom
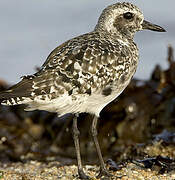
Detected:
left=142, top=20, right=166, bottom=32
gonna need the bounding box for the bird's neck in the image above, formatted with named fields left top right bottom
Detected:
left=95, top=28, right=134, bottom=45
left=95, top=24, right=134, bottom=42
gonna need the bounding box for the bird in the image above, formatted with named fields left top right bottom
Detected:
left=0, top=2, right=165, bottom=179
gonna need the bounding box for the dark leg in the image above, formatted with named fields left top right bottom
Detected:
left=91, top=115, right=112, bottom=178
left=72, top=114, right=89, bottom=179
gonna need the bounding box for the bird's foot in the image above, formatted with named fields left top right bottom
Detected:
left=78, top=169, right=90, bottom=179
left=96, top=168, right=112, bottom=179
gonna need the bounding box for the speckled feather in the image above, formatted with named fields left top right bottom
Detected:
left=0, top=2, right=142, bottom=117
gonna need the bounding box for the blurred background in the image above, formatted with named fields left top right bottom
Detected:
left=0, top=2, right=175, bottom=178
left=0, top=0, right=174, bottom=84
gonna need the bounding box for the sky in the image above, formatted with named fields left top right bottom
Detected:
left=0, top=0, right=174, bottom=84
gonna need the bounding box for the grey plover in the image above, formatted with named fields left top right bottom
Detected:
left=0, top=2, right=165, bottom=179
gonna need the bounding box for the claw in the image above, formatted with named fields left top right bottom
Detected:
left=96, top=168, right=112, bottom=179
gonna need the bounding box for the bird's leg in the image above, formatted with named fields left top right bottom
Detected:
left=72, top=114, right=89, bottom=179
left=91, top=115, right=112, bottom=178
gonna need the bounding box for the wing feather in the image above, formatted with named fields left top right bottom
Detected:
left=0, top=32, right=124, bottom=106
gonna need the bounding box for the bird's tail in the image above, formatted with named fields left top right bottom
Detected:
left=0, top=77, right=33, bottom=106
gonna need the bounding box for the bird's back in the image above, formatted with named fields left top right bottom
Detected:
left=0, top=31, right=138, bottom=117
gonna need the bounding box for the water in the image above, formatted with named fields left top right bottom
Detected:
left=0, top=0, right=174, bottom=84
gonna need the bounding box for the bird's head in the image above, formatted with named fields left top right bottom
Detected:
left=95, top=2, right=166, bottom=39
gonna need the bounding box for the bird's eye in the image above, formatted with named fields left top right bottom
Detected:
left=123, top=12, right=134, bottom=20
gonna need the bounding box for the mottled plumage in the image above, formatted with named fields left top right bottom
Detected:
left=0, top=7, right=140, bottom=117
left=0, top=2, right=165, bottom=179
